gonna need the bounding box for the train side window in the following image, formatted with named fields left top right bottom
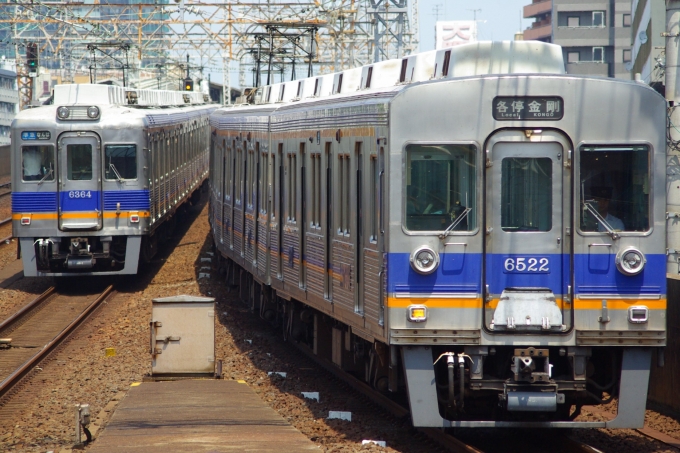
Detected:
left=310, top=153, right=321, bottom=228
left=338, top=154, right=351, bottom=235
left=259, top=148, right=267, bottom=214
left=370, top=154, right=378, bottom=242
left=21, top=145, right=54, bottom=182
left=104, top=145, right=137, bottom=180
left=579, top=145, right=650, bottom=233
left=405, top=144, right=476, bottom=232
left=67, top=144, right=93, bottom=181
left=287, top=151, right=297, bottom=222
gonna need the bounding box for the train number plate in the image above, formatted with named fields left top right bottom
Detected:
left=68, top=190, right=92, bottom=199
left=503, top=257, right=550, bottom=274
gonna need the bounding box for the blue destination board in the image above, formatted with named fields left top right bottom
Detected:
left=21, top=131, right=51, bottom=140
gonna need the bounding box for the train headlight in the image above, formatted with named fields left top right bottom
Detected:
left=57, top=106, right=70, bottom=119
left=87, top=106, right=100, bottom=119
left=408, top=305, right=427, bottom=323
left=410, top=246, right=439, bottom=275
left=615, top=247, right=646, bottom=276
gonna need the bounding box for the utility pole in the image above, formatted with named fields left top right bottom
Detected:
left=666, top=1, right=680, bottom=273
left=467, top=9, right=481, bottom=41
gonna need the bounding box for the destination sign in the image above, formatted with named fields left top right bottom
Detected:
left=21, top=131, right=51, bottom=140
left=492, top=97, right=563, bottom=121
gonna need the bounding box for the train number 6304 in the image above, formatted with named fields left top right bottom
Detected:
left=503, top=257, right=549, bottom=273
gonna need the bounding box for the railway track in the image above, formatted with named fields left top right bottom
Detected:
left=290, top=338, right=602, bottom=453
left=0, top=285, right=114, bottom=405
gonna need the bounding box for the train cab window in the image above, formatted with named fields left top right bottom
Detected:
left=67, top=144, right=92, bottom=181
left=21, top=145, right=54, bottom=182
left=579, top=145, right=650, bottom=233
left=105, top=145, right=137, bottom=180
left=501, top=158, right=552, bottom=232
left=405, top=144, right=476, bottom=232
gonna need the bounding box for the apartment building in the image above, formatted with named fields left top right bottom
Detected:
left=0, top=68, right=18, bottom=146
left=524, top=0, right=633, bottom=79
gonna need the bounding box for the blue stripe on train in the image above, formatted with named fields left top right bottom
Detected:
left=12, top=192, right=58, bottom=212
left=13, top=190, right=150, bottom=212
left=573, top=253, right=666, bottom=295
left=386, top=253, right=666, bottom=296
left=103, top=190, right=150, bottom=211
left=386, top=253, right=483, bottom=294
left=59, top=190, right=101, bottom=212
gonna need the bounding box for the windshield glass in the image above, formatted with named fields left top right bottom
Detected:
left=105, top=144, right=137, bottom=180
left=405, top=144, right=476, bottom=232
left=22, top=145, right=54, bottom=182
left=580, top=145, right=649, bottom=232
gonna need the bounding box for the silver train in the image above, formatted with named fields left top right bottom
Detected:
left=209, top=41, right=669, bottom=428
left=11, top=84, right=215, bottom=276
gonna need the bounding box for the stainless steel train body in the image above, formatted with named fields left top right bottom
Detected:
left=209, top=42, right=668, bottom=428
left=12, top=84, right=215, bottom=276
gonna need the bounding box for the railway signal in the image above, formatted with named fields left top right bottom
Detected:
left=183, top=78, right=194, bottom=91
left=26, top=42, right=38, bottom=71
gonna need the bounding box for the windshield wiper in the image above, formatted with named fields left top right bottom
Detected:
left=583, top=200, right=619, bottom=240
left=439, top=207, right=471, bottom=239
left=109, top=163, right=124, bottom=182
left=37, top=168, right=53, bottom=186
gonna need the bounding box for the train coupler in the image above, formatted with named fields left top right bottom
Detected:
left=500, top=383, right=565, bottom=412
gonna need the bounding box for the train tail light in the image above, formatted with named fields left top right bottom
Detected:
left=21, top=216, right=31, bottom=225
left=130, top=213, right=140, bottom=223
left=628, top=306, right=648, bottom=324
left=408, top=305, right=427, bottom=323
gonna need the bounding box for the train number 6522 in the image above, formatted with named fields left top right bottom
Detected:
left=503, top=257, right=549, bottom=273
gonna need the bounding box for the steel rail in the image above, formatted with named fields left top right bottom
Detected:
left=0, top=286, right=55, bottom=332
left=291, top=341, right=487, bottom=453
left=561, top=434, right=606, bottom=453
left=0, top=285, right=114, bottom=400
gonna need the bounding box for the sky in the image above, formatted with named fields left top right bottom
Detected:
left=211, top=0, right=535, bottom=88
left=417, top=0, right=534, bottom=51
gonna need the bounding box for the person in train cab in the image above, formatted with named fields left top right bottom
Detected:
left=421, top=190, right=447, bottom=215
left=591, top=186, right=625, bottom=232
left=22, top=146, right=44, bottom=181
left=406, top=185, right=422, bottom=214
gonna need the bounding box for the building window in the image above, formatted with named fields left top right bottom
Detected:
left=593, top=47, right=604, bottom=62
left=567, top=16, right=580, bottom=27
left=623, top=14, right=631, bottom=27
left=592, top=11, right=605, bottom=27
left=623, top=49, right=632, bottom=63
left=568, top=52, right=580, bottom=63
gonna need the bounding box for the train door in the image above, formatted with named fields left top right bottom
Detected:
left=300, top=143, right=306, bottom=289
left=355, top=142, right=364, bottom=314
left=484, top=131, right=571, bottom=332
left=277, top=143, right=284, bottom=278
left=324, top=142, right=333, bottom=300
left=57, top=132, right=103, bottom=231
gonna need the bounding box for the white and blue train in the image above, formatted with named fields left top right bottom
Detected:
left=209, top=41, right=671, bottom=428
left=11, top=84, right=215, bottom=276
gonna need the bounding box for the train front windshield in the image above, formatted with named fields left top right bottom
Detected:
left=405, top=144, right=476, bottom=232
left=579, top=145, right=650, bottom=233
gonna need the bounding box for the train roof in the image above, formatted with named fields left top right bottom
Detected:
left=53, top=83, right=210, bottom=107
left=254, top=40, right=565, bottom=106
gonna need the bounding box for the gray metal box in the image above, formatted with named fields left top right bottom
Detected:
left=150, top=295, right=215, bottom=375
